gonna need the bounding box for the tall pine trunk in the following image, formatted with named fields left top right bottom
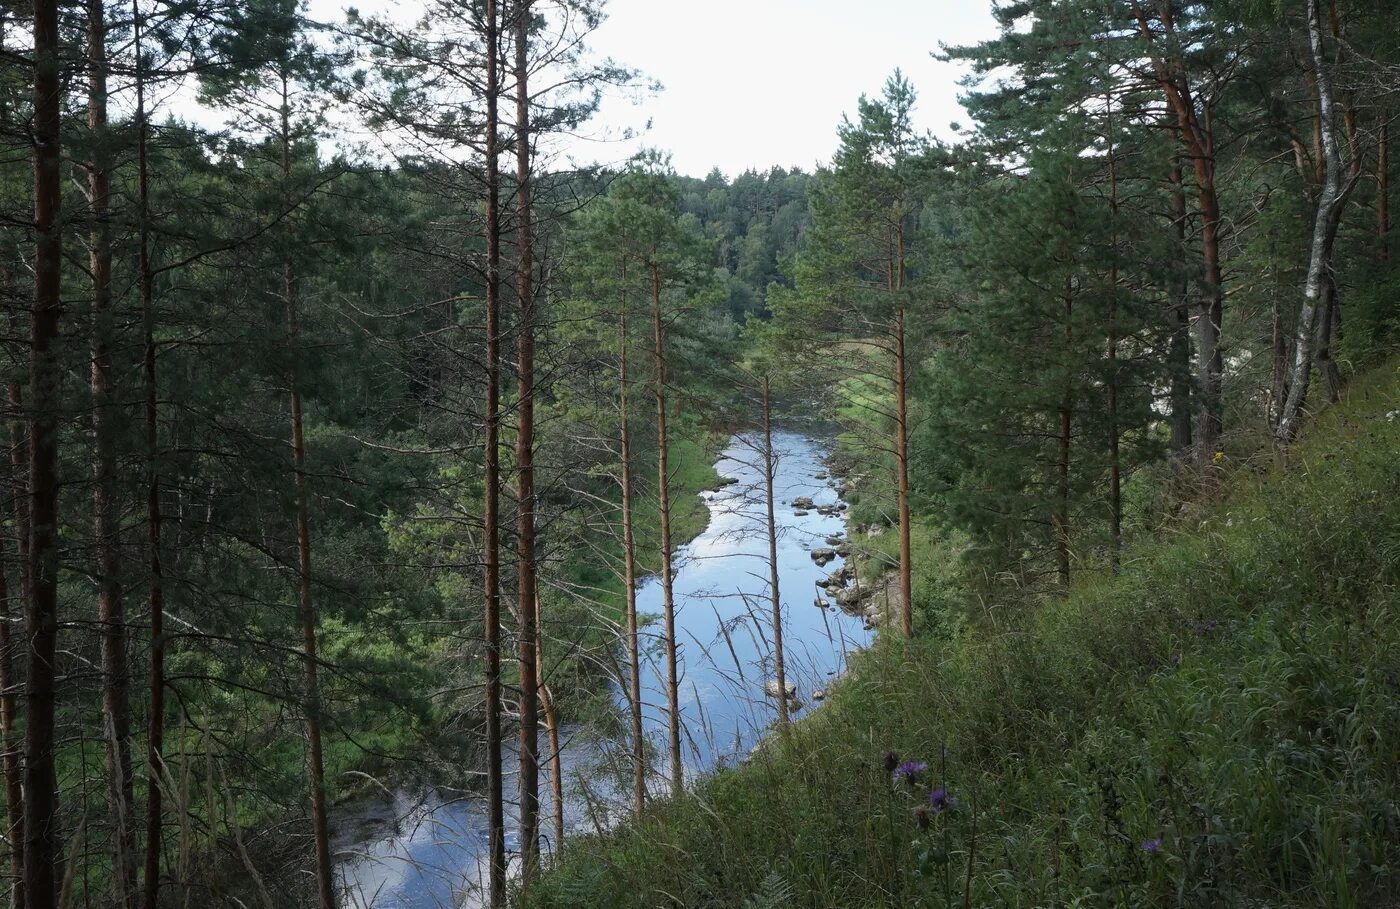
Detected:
left=87, top=4, right=136, bottom=901
left=650, top=264, right=683, bottom=795
left=1379, top=121, right=1390, bottom=265
left=892, top=216, right=913, bottom=637
left=24, top=0, right=65, bottom=903
left=1, top=387, right=24, bottom=909
left=617, top=305, right=646, bottom=814
left=1106, top=93, right=1121, bottom=571
left=514, top=0, right=542, bottom=881
left=279, top=86, right=336, bottom=909
left=481, top=0, right=507, bottom=903
left=1054, top=282, right=1073, bottom=588
left=135, top=1, right=169, bottom=901
left=760, top=377, right=788, bottom=724
left=1166, top=141, right=1193, bottom=456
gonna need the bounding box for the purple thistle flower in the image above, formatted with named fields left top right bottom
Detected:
left=1170, top=653, right=1182, bottom=667
left=893, top=760, right=927, bottom=784
left=1142, top=837, right=1163, bottom=854
left=928, top=787, right=957, bottom=813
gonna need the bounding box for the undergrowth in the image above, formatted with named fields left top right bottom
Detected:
left=521, top=362, right=1400, bottom=907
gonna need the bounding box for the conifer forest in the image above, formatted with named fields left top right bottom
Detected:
left=2, top=1, right=1400, bottom=907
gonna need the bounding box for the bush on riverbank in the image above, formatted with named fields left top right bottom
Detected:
left=520, top=362, right=1400, bottom=907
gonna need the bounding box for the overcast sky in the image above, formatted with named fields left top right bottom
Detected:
left=311, top=0, right=1000, bottom=179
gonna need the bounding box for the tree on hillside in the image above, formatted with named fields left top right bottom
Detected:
left=774, top=71, right=936, bottom=637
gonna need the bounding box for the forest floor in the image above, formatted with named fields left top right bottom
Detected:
left=520, top=359, right=1400, bottom=908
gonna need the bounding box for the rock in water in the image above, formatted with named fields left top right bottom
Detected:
left=810, top=547, right=836, bottom=566
left=812, top=689, right=826, bottom=701
left=764, top=678, right=797, bottom=699
left=791, top=495, right=815, bottom=510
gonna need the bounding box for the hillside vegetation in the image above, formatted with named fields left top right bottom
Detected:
left=524, top=361, right=1400, bottom=908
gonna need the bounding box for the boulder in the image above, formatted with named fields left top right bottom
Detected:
left=791, top=495, right=816, bottom=510
left=793, top=510, right=809, bottom=517
left=764, top=678, right=796, bottom=699
left=835, top=542, right=853, bottom=557
left=824, top=534, right=844, bottom=546
left=715, top=476, right=739, bottom=488
left=810, top=547, right=836, bottom=566
left=811, top=689, right=826, bottom=701
left=867, top=524, right=887, bottom=539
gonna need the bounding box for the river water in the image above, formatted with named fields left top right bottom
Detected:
left=334, top=430, right=870, bottom=908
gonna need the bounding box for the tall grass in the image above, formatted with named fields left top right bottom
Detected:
left=522, top=363, right=1400, bottom=907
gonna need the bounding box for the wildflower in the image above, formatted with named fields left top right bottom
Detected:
left=1170, top=653, right=1182, bottom=667
left=893, top=760, right=927, bottom=785
left=928, top=787, right=957, bottom=813
left=1142, top=837, right=1163, bottom=854
left=1212, top=450, right=1225, bottom=464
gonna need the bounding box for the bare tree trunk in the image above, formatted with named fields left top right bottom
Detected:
left=1106, top=94, right=1121, bottom=572
left=514, top=0, right=541, bottom=881
left=481, top=0, right=507, bottom=903
left=1055, top=283, right=1073, bottom=588
left=650, top=264, right=683, bottom=796
left=0, top=389, right=24, bottom=909
left=1166, top=141, right=1194, bottom=456
left=534, top=629, right=563, bottom=855
left=24, top=0, right=65, bottom=902
left=277, top=82, right=337, bottom=909
left=760, top=378, right=788, bottom=724
left=86, top=4, right=136, bottom=901
left=135, top=2, right=170, bottom=902
left=1379, top=121, right=1390, bottom=265
left=616, top=306, right=646, bottom=815
left=0, top=561, right=19, bottom=909
left=1277, top=0, right=1357, bottom=443
left=1133, top=3, right=1225, bottom=461
left=892, top=304, right=913, bottom=636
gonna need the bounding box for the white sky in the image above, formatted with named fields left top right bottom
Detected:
left=311, top=0, right=1000, bottom=179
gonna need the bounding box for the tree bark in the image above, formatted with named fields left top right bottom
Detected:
left=135, top=1, right=169, bottom=902
left=534, top=629, right=563, bottom=855
left=277, top=78, right=337, bottom=909
left=87, top=3, right=136, bottom=901
left=760, top=378, right=788, bottom=724
left=1055, top=283, right=1073, bottom=588
left=514, top=0, right=541, bottom=881
left=1166, top=140, right=1193, bottom=456
left=1276, top=0, right=1356, bottom=443
left=481, top=0, right=507, bottom=903
left=1106, top=94, right=1121, bottom=572
left=1133, top=2, right=1224, bottom=461
left=24, top=0, right=65, bottom=902
left=650, top=264, right=683, bottom=795
left=1, top=388, right=24, bottom=909
left=892, top=304, right=913, bottom=636
left=1379, top=120, right=1390, bottom=265
left=617, top=305, right=646, bottom=815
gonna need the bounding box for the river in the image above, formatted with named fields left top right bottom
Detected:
left=334, top=430, right=870, bottom=908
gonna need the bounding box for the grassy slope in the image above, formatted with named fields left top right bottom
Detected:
left=522, top=362, right=1400, bottom=908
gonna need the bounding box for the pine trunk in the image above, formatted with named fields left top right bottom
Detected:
left=535, top=630, right=563, bottom=854
left=481, top=0, right=507, bottom=903
left=25, top=0, right=65, bottom=903
left=1166, top=143, right=1193, bottom=456
left=1379, top=121, right=1390, bottom=265
left=88, top=3, right=136, bottom=900
left=761, top=378, right=788, bottom=725
left=514, top=0, right=541, bottom=880
left=651, top=264, right=683, bottom=795
left=136, top=1, right=169, bottom=900
left=617, top=306, right=646, bottom=814
left=1055, top=284, right=1073, bottom=588
left=1, top=387, right=24, bottom=909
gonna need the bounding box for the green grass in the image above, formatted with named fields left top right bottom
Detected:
left=521, top=361, right=1400, bottom=908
